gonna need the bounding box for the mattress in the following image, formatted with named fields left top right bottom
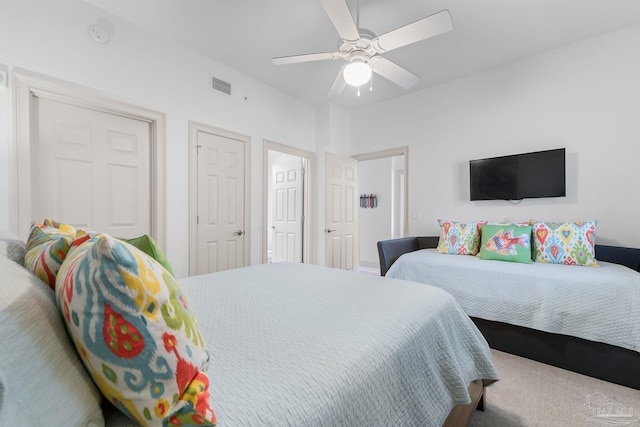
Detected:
left=104, top=262, right=497, bottom=427
left=386, top=249, right=640, bottom=353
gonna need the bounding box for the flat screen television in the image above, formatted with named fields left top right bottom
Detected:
left=469, top=148, right=566, bottom=201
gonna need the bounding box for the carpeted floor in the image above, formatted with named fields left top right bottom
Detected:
left=469, top=349, right=640, bottom=426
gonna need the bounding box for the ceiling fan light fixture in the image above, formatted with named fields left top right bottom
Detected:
left=343, top=60, right=372, bottom=87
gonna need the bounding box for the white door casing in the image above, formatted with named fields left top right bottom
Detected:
left=189, top=121, right=250, bottom=276
left=271, top=158, right=304, bottom=262
left=34, top=97, right=151, bottom=238
left=13, top=72, right=166, bottom=247
left=324, top=152, right=358, bottom=270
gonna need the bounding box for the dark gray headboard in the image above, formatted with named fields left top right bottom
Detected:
left=376, top=236, right=438, bottom=276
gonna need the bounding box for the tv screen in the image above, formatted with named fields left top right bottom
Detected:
left=470, top=148, right=565, bottom=201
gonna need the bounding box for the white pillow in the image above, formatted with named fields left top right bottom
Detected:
left=0, top=231, right=26, bottom=266
left=0, top=256, right=104, bottom=427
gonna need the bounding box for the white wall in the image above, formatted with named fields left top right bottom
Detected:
left=6, top=1, right=638, bottom=277
left=358, top=157, right=392, bottom=268
left=0, top=0, right=318, bottom=277
left=351, top=24, right=640, bottom=248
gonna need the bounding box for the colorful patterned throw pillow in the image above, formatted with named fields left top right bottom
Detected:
left=43, top=217, right=77, bottom=235
left=436, top=219, right=485, bottom=255
left=56, top=234, right=216, bottom=426
left=531, top=220, right=599, bottom=267
left=479, top=224, right=533, bottom=264
left=476, top=221, right=531, bottom=256
left=24, top=220, right=77, bottom=289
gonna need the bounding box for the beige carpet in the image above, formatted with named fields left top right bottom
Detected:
left=469, top=350, right=640, bottom=427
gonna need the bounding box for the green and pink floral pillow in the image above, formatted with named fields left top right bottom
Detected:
left=56, top=234, right=216, bottom=426
left=436, top=219, right=485, bottom=255
left=531, top=220, right=598, bottom=267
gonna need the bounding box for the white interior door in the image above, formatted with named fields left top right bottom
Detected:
left=194, top=128, right=246, bottom=274
left=272, top=158, right=304, bottom=262
left=33, top=97, right=151, bottom=237
left=324, top=152, right=358, bottom=270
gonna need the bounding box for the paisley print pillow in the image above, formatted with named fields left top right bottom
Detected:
left=43, top=217, right=77, bottom=235
left=56, top=234, right=216, bottom=426
left=24, top=220, right=77, bottom=289
left=531, top=220, right=599, bottom=267
left=436, top=219, right=486, bottom=255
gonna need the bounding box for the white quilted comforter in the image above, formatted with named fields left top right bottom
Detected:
left=104, top=262, right=498, bottom=427
left=387, top=249, right=640, bottom=354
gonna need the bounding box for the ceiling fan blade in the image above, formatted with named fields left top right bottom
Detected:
left=371, top=57, right=419, bottom=89
left=272, top=51, right=340, bottom=65
left=320, top=0, right=360, bottom=43
left=372, top=9, right=453, bottom=53
left=326, top=66, right=347, bottom=98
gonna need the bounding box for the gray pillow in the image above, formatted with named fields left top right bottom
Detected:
left=0, top=256, right=104, bottom=426
left=0, top=231, right=26, bottom=266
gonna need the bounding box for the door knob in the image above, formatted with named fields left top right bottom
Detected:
left=233, top=229, right=245, bottom=236
left=325, top=229, right=336, bottom=233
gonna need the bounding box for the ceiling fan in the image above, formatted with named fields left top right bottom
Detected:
left=271, top=0, right=453, bottom=97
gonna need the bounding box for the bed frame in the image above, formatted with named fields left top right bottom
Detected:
left=377, top=236, right=640, bottom=390
left=444, top=380, right=485, bottom=427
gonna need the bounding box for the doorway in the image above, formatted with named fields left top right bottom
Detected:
left=354, top=147, right=408, bottom=272
left=263, top=141, right=314, bottom=264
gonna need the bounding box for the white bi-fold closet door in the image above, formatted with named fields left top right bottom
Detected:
left=32, top=96, right=151, bottom=239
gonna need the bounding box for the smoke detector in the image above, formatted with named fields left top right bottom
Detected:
left=89, top=25, right=110, bottom=43
left=89, top=18, right=115, bottom=44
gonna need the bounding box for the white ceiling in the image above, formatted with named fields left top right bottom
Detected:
left=84, top=0, right=640, bottom=111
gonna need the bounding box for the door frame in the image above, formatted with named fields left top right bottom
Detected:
left=188, top=121, right=251, bottom=276
left=353, top=146, right=409, bottom=237
left=262, top=140, right=314, bottom=264
left=12, top=71, right=167, bottom=248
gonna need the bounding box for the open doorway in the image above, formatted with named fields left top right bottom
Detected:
left=354, top=147, right=408, bottom=273
left=263, top=141, right=314, bottom=264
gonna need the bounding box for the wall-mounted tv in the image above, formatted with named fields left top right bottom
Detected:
left=469, top=148, right=566, bottom=201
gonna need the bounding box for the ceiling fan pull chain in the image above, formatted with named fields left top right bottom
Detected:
left=357, top=86, right=361, bottom=96
left=370, top=74, right=373, bottom=92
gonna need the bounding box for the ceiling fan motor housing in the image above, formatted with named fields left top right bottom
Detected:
left=338, top=28, right=379, bottom=63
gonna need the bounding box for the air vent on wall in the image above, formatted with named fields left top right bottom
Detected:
left=211, top=75, right=231, bottom=95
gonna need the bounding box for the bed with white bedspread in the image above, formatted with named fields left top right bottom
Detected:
left=386, top=249, right=640, bottom=353
left=103, top=262, right=498, bottom=426
left=377, top=236, right=640, bottom=389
